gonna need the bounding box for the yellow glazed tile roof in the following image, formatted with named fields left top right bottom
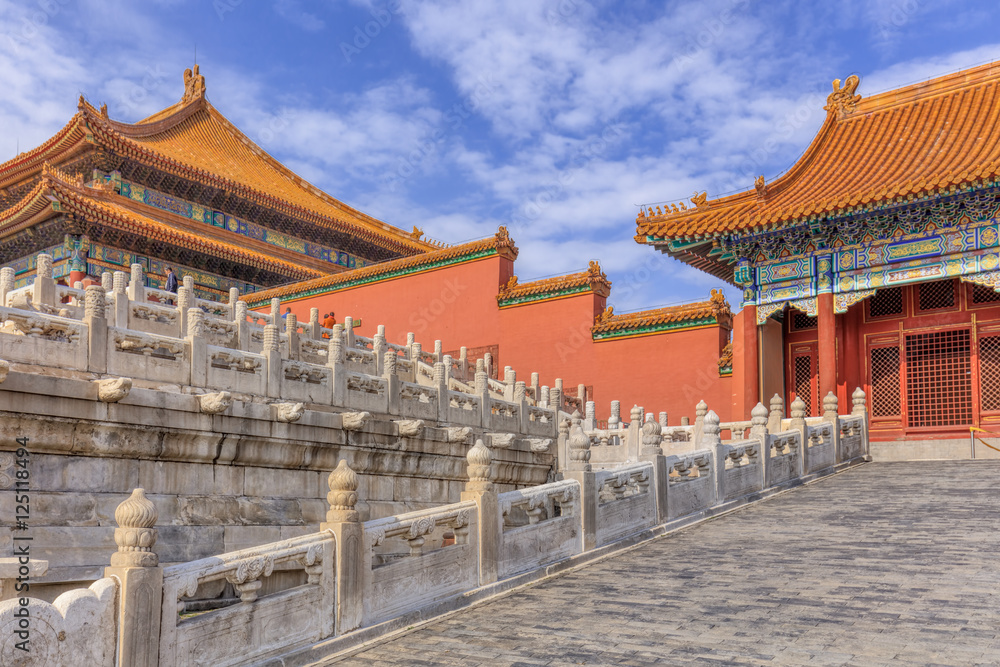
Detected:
left=591, top=289, right=731, bottom=335
left=0, top=164, right=322, bottom=280
left=0, top=67, right=437, bottom=257
left=497, top=261, right=611, bottom=302
left=245, top=226, right=519, bottom=305
left=637, top=61, right=1000, bottom=242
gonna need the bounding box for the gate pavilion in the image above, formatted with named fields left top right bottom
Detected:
left=636, top=62, right=1000, bottom=452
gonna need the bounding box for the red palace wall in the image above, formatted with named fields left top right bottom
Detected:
left=264, top=254, right=733, bottom=424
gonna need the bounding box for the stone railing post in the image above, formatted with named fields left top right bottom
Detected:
left=693, top=399, right=708, bottom=447
left=383, top=348, right=400, bottom=415
left=474, top=359, right=488, bottom=394
left=529, top=372, right=539, bottom=404
left=263, top=324, right=281, bottom=399
left=176, top=284, right=191, bottom=336
left=768, top=394, right=784, bottom=434
left=442, top=354, right=453, bottom=385
left=551, top=379, right=563, bottom=415
left=658, top=411, right=668, bottom=428
left=327, top=324, right=345, bottom=405
left=627, top=405, right=643, bottom=461
left=321, top=461, right=364, bottom=634
left=640, top=417, right=668, bottom=523
left=0, top=266, right=13, bottom=307
left=188, top=308, right=207, bottom=386
left=461, top=440, right=500, bottom=585
left=539, top=385, right=550, bottom=408
left=343, top=316, right=355, bottom=348
left=458, top=346, right=468, bottom=381
left=234, top=301, right=249, bottom=351
left=270, top=297, right=281, bottom=325
left=229, top=287, right=240, bottom=319
left=84, top=285, right=108, bottom=374
left=104, top=488, right=162, bottom=667
left=852, top=387, right=870, bottom=459
left=111, top=270, right=129, bottom=328
left=701, top=410, right=724, bottom=505
left=823, top=392, right=842, bottom=463
left=790, top=396, right=808, bottom=476
left=749, top=402, right=769, bottom=488
left=514, top=380, right=528, bottom=433
left=584, top=401, right=596, bottom=430
left=434, top=361, right=449, bottom=422
left=373, top=325, right=387, bottom=375
left=34, top=253, right=56, bottom=308
left=502, top=366, right=515, bottom=401
left=182, top=275, right=194, bottom=293
left=563, top=413, right=597, bottom=550
left=285, top=313, right=299, bottom=361
left=309, top=307, right=321, bottom=340
left=410, top=341, right=422, bottom=366
left=434, top=339, right=443, bottom=362
left=126, top=263, right=145, bottom=303
left=608, top=400, right=620, bottom=429
left=101, top=271, right=113, bottom=292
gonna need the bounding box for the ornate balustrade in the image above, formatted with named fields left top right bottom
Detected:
left=0, top=385, right=870, bottom=667
left=0, top=255, right=558, bottom=439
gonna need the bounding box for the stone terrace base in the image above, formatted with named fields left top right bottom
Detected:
left=871, top=437, right=1000, bottom=461
left=326, top=462, right=1000, bottom=666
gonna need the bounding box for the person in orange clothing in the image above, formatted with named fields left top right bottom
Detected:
left=322, top=311, right=337, bottom=337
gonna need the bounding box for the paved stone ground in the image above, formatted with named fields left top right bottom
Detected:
left=329, top=462, right=1000, bottom=666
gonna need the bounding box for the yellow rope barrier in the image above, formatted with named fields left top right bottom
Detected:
left=969, top=427, right=1000, bottom=453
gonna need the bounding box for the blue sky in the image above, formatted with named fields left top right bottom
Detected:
left=1, top=0, right=998, bottom=313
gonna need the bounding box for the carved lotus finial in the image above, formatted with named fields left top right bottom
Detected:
left=111, top=488, right=158, bottom=567
left=567, top=422, right=591, bottom=470
left=641, top=418, right=662, bottom=450
left=751, top=402, right=769, bottom=423
left=466, top=440, right=494, bottom=492
left=703, top=409, right=721, bottom=435
left=695, top=400, right=708, bottom=417
left=326, top=460, right=359, bottom=523
left=823, top=391, right=839, bottom=414
left=791, top=396, right=807, bottom=419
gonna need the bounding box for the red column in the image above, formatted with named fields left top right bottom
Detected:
left=818, top=292, right=836, bottom=404
left=68, top=269, right=86, bottom=286
left=743, top=304, right=759, bottom=416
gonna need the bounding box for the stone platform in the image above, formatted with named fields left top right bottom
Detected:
left=325, top=461, right=1000, bottom=666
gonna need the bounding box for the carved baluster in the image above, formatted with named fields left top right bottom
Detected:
left=540, top=385, right=550, bottom=407
left=609, top=400, right=620, bottom=429
left=768, top=394, right=784, bottom=433
left=270, top=297, right=281, bottom=324
left=641, top=417, right=663, bottom=457
left=749, top=402, right=769, bottom=439
left=105, top=488, right=162, bottom=666
left=567, top=412, right=591, bottom=472
left=852, top=387, right=866, bottom=416
left=0, top=266, right=14, bottom=306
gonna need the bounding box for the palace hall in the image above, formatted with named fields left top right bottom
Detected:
left=0, top=66, right=438, bottom=302
left=637, top=62, right=1000, bottom=455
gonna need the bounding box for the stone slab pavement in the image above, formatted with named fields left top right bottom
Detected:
left=322, top=462, right=1000, bottom=666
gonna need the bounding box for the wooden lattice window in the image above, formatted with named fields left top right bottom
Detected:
left=917, top=280, right=956, bottom=312
left=905, top=329, right=972, bottom=428
left=869, top=287, right=903, bottom=318
left=792, top=311, right=817, bottom=330
left=972, top=284, right=1000, bottom=304
left=794, top=355, right=813, bottom=415
left=980, top=335, right=1000, bottom=412
left=870, top=346, right=901, bottom=417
